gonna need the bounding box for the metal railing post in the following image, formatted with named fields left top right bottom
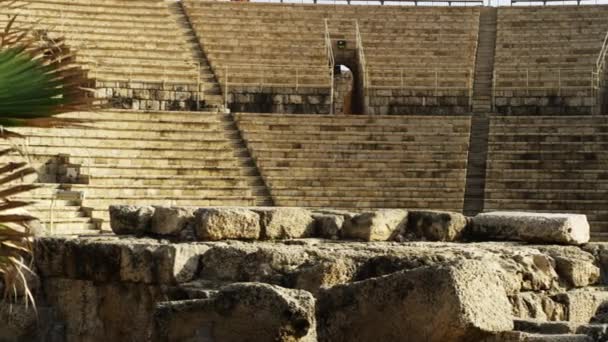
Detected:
left=295, top=67, right=299, bottom=90
left=526, top=69, right=529, bottom=96
left=196, top=62, right=202, bottom=110
left=557, top=68, right=561, bottom=96
left=224, top=65, right=228, bottom=110
left=435, top=69, right=438, bottom=96
left=400, top=69, right=404, bottom=88
left=492, top=70, right=496, bottom=112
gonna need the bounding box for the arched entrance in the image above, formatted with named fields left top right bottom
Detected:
left=333, top=62, right=364, bottom=114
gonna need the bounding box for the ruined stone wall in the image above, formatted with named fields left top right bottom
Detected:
left=366, top=89, right=472, bottom=115
left=493, top=93, right=597, bottom=116
left=95, top=81, right=208, bottom=112
left=7, top=207, right=608, bottom=341
left=227, top=86, right=332, bottom=114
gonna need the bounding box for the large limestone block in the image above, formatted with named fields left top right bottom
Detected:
left=405, top=210, right=468, bottom=241
left=314, top=214, right=344, bottom=239
left=254, top=207, right=316, bottom=239
left=472, top=212, right=590, bottom=245
left=342, top=209, right=408, bottom=241
left=154, top=283, right=317, bottom=342
left=194, top=208, right=261, bottom=241
left=150, top=206, right=196, bottom=236
left=554, top=288, right=608, bottom=323
left=317, top=260, right=513, bottom=342
left=109, top=205, right=155, bottom=235
left=510, top=292, right=567, bottom=321
left=35, top=236, right=208, bottom=285
left=43, top=278, right=164, bottom=342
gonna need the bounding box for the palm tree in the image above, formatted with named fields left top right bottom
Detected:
left=0, top=0, right=97, bottom=306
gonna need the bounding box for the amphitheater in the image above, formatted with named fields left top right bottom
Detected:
left=1, top=0, right=608, bottom=341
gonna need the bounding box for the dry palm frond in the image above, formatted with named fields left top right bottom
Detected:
left=0, top=0, right=100, bottom=306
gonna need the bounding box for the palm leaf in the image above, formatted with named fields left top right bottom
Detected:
left=0, top=0, right=100, bottom=305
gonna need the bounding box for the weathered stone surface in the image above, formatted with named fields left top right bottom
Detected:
left=484, top=332, right=593, bottom=342
left=582, top=243, right=608, bottom=283
left=109, top=205, right=155, bottom=235
left=472, top=212, right=590, bottom=245
left=154, top=283, right=316, bottom=342
left=194, top=208, right=261, bottom=241
left=43, top=278, right=164, bottom=342
left=536, top=246, right=600, bottom=288
left=405, top=210, right=468, bottom=241
left=317, top=260, right=513, bottom=342
left=514, top=319, right=577, bottom=334
left=35, top=237, right=208, bottom=285
left=342, top=209, right=408, bottom=241
left=510, top=292, right=567, bottom=321
left=150, top=206, right=196, bottom=236
left=254, top=207, right=316, bottom=239
left=554, top=287, right=608, bottom=323
left=314, top=214, right=344, bottom=239
left=576, top=324, right=608, bottom=341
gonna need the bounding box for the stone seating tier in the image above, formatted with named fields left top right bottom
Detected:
left=184, top=0, right=479, bottom=110
left=8, top=110, right=262, bottom=232
left=485, top=116, right=608, bottom=237
left=236, top=113, right=471, bottom=212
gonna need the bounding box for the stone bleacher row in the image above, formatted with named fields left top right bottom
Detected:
left=183, top=0, right=480, bottom=101
left=0, top=0, right=229, bottom=111
left=236, top=113, right=471, bottom=211
left=6, top=110, right=261, bottom=233
left=485, top=116, right=608, bottom=239
left=494, top=6, right=608, bottom=114
left=0, top=0, right=200, bottom=85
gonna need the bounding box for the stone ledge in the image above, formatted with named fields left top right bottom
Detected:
left=110, top=206, right=591, bottom=246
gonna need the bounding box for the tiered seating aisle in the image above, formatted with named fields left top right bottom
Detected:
left=0, top=0, right=224, bottom=109
left=10, top=110, right=261, bottom=232
left=236, top=114, right=471, bottom=211
left=494, top=6, right=608, bottom=114
left=485, top=116, right=608, bottom=239
left=183, top=1, right=480, bottom=114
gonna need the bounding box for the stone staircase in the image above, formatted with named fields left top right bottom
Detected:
left=462, top=114, right=490, bottom=216
left=167, top=0, right=224, bottom=109
left=7, top=110, right=270, bottom=233
left=472, top=7, right=497, bottom=114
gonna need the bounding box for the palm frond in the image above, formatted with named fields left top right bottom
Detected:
left=0, top=0, right=100, bottom=306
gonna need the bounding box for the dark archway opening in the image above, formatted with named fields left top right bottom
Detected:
left=334, top=63, right=363, bottom=114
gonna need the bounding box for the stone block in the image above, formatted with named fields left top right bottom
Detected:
left=510, top=292, right=566, bottom=321
left=109, top=205, right=155, bottom=235
left=314, top=214, right=345, bottom=239
left=405, top=210, right=468, bottom=241
left=150, top=206, right=196, bottom=236
left=342, top=209, right=408, bottom=241
left=154, top=283, right=317, bottom=342
left=253, top=207, right=315, bottom=240
left=553, top=256, right=600, bottom=288
left=472, top=212, right=590, bottom=245
left=317, top=260, right=513, bottom=342
left=554, top=288, right=608, bottom=323
left=194, top=208, right=261, bottom=241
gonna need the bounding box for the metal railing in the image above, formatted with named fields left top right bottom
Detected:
left=367, top=66, right=474, bottom=94
left=597, top=29, right=608, bottom=82
left=493, top=67, right=598, bottom=94
left=324, top=18, right=335, bottom=115
left=222, top=63, right=333, bottom=108
left=355, top=20, right=369, bottom=90
left=492, top=67, right=600, bottom=110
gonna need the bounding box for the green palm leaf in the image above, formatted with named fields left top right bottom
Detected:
left=0, top=0, right=99, bottom=306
